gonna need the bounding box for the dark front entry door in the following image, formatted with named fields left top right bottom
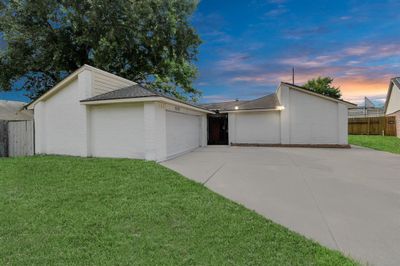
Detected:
left=208, top=114, right=228, bottom=145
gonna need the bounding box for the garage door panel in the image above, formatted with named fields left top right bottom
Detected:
left=166, top=111, right=200, bottom=158
left=90, top=103, right=145, bottom=158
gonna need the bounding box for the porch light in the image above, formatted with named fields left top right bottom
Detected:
left=234, top=106, right=239, bottom=110
left=277, top=106, right=285, bottom=110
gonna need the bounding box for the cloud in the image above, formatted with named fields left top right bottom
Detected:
left=265, top=5, right=287, bottom=17
left=191, top=12, right=232, bottom=44
left=281, top=55, right=339, bottom=68
left=268, top=0, right=286, bottom=3
left=344, top=46, right=371, bottom=56
left=201, top=94, right=235, bottom=103
left=334, top=75, right=392, bottom=100
left=215, top=53, right=257, bottom=72
left=284, top=26, right=330, bottom=39
left=372, top=44, right=400, bottom=58
left=339, top=16, right=352, bottom=20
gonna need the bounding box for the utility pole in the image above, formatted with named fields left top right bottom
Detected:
left=292, top=67, right=295, bottom=84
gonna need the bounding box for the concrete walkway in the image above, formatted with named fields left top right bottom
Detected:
left=162, top=146, right=400, bottom=266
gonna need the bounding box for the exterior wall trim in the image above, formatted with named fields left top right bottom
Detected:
left=81, top=97, right=214, bottom=114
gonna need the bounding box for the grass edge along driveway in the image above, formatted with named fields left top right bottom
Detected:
left=0, top=156, right=359, bottom=265
left=349, top=135, right=400, bottom=155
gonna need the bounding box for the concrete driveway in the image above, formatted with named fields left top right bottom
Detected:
left=162, top=146, right=400, bottom=266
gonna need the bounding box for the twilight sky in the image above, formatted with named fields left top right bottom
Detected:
left=1, top=0, right=399, bottom=104
left=192, top=0, right=400, bottom=105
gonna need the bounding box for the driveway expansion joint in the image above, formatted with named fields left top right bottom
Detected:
left=287, top=153, right=342, bottom=252
left=203, top=162, right=226, bottom=185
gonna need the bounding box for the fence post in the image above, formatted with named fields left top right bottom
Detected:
left=0, top=120, right=8, bottom=157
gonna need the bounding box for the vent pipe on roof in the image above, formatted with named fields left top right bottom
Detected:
left=292, top=67, right=295, bottom=85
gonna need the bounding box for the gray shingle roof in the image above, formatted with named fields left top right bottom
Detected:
left=81, top=84, right=158, bottom=102
left=199, top=100, right=248, bottom=111
left=80, top=84, right=212, bottom=113
left=199, top=93, right=281, bottom=111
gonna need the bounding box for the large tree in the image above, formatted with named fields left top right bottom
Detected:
left=303, top=76, right=342, bottom=99
left=0, top=0, right=201, bottom=101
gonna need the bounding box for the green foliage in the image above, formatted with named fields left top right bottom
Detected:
left=303, top=76, right=342, bottom=99
left=0, top=156, right=358, bottom=265
left=0, top=0, right=202, bottom=101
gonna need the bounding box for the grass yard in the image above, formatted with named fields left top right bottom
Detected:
left=0, top=156, right=357, bottom=265
left=349, top=135, right=400, bottom=155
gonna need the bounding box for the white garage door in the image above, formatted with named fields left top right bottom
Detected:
left=166, top=111, right=201, bottom=158
left=90, top=103, right=145, bottom=159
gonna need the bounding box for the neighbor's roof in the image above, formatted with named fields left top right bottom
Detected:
left=0, top=100, right=33, bottom=121
left=200, top=93, right=281, bottom=111
left=384, top=77, right=400, bottom=114
left=80, top=84, right=213, bottom=113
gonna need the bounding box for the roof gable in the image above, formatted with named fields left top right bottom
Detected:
left=384, top=78, right=400, bottom=114
left=26, top=65, right=135, bottom=109
left=280, top=82, right=357, bottom=107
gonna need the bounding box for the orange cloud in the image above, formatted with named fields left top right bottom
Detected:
left=333, top=75, right=391, bottom=101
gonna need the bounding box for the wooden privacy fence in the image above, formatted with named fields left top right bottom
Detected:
left=348, top=116, right=397, bottom=136
left=0, top=120, right=34, bottom=157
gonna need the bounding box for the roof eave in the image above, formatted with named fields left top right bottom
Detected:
left=80, top=96, right=214, bottom=114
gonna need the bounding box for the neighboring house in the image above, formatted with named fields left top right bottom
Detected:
left=348, top=97, right=384, bottom=118
left=384, top=77, right=400, bottom=137
left=0, top=100, right=33, bottom=121
left=27, top=65, right=356, bottom=161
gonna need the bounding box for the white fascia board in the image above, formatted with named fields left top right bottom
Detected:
left=26, top=68, right=83, bottom=109
left=80, top=97, right=214, bottom=114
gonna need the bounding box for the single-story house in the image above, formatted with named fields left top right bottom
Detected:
left=384, top=77, right=400, bottom=137
left=27, top=65, right=356, bottom=161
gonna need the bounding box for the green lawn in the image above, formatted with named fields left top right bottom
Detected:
left=0, top=156, right=357, bottom=265
left=349, top=135, right=400, bottom=155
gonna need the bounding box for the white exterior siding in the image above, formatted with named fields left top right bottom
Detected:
left=166, top=111, right=202, bottom=158
left=92, top=71, right=135, bottom=96
left=229, top=112, right=281, bottom=144
left=386, top=83, right=400, bottom=115
left=288, top=89, right=340, bottom=144
left=89, top=103, right=145, bottom=158
left=42, top=78, right=89, bottom=156
left=278, top=85, right=348, bottom=145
